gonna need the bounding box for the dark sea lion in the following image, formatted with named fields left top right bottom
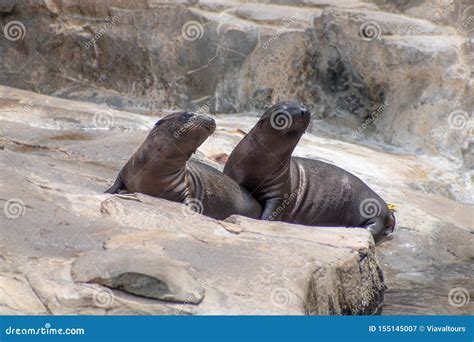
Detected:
left=106, top=112, right=262, bottom=220
left=223, top=101, right=395, bottom=242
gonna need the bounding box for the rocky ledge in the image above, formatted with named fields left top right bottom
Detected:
left=0, top=86, right=387, bottom=315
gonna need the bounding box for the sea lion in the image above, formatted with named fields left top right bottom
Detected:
left=106, top=112, right=262, bottom=220
left=223, top=101, right=395, bottom=242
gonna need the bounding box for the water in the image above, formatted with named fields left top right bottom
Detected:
left=379, top=228, right=473, bottom=315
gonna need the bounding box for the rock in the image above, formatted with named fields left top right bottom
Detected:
left=71, top=250, right=205, bottom=304
left=18, top=256, right=182, bottom=315
left=102, top=199, right=384, bottom=315
left=0, top=0, right=15, bottom=13
left=0, top=0, right=471, bottom=162
left=0, top=272, right=48, bottom=314
left=0, top=85, right=472, bottom=315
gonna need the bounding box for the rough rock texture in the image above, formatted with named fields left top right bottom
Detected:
left=1, top=86, right=472, bottom=315
left=0, top=272, right=48, bottom=314
left=71, top=250, right=205, bottom=304
left=0, top=0, right=472, bottom=164
left=0, top=87, right=388, bottom=315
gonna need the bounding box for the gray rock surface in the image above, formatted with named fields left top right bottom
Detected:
left=0, top=0, right=472, bottom=164
left=1, top=86, right=472, bottom=315
left=0, top=87, right=389, bottom=315
left=71, top=250, right=205, bottom=304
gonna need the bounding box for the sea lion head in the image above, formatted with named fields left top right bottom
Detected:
left=147, top=111, right=216, bottom=160
left=257, top=101, right=311, bottom=137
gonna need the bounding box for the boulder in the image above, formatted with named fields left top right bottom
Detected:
left=71, top=250, right=205, bottom=304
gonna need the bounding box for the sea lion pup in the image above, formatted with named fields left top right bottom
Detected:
left=223, top=101, right=395, bottom=242
left=106, top=112, right=262, bottom=220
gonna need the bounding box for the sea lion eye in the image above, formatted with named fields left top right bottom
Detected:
left=181, top=113, right=193, bottom=121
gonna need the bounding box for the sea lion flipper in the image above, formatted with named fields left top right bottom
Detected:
left=364, top=218, right=386, bottom=243
left=261, top=197, right=283, bottom=220
left=105, top=174, right=125, bottom=194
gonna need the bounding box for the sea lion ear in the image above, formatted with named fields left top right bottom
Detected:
left=154, top=120, right=162, bottom=126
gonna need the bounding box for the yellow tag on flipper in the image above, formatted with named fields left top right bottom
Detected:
left=387, top=203, right=397, bottom=211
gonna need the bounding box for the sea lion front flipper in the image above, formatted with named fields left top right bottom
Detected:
left=364, top=218, right=385, bottom=243
left=105, top=174, right=126, bottom=194
left=261, top=197, right=284, bottom=221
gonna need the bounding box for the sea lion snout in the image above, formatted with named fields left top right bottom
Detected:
left=166, top=112, right=216, bottom=138
left=270, top=101, right=310, bottom=117
left=299, top=107, right=310, bottom=118
left=261, top=101, right=311, bottom=133
left=181, top=112, right=215, bottom=132
left=385, top=211, right=396, bottom=235
left=196, top=115, right=216, bottom=133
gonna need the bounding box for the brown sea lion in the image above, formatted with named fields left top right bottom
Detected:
left=223, top=101, right=395, bottom=242
left=106, top=112, right=262, bottom=220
